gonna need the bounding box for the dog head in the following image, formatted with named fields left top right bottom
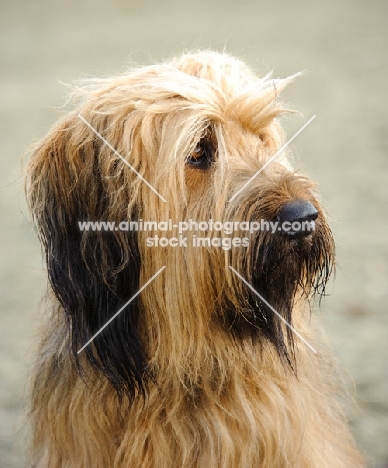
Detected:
left=27, top=51, right=334, bottom=399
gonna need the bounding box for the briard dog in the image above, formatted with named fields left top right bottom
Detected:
left=26, top=51, right=364, bottom=467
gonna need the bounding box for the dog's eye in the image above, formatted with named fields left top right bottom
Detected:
left=187, top=140, right=214, bottom=169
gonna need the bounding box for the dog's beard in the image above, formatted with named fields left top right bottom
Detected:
left=225, top=218, right=334, bottom=363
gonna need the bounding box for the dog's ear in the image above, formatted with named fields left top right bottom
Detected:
left=26, top=112, right=147, bottom=400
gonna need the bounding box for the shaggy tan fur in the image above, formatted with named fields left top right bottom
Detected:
left=26, top=51, right=364, bottom=467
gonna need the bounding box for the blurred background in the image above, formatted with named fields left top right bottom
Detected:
left=0, top=0, right=387, bottom=466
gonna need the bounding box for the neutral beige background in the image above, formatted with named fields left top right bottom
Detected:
left=0, top=0, right=387, bottom=466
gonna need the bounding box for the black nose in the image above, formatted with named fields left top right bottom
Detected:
left=276, top=199, right=318, bottom=238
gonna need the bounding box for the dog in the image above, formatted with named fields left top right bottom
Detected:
left=26, top=50, right=364, bottom=467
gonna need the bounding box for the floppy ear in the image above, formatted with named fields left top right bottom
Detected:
left=26, top=111, right=147, bottom=400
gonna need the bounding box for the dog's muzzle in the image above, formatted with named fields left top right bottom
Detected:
left=276, top=199, right=318, bottom=238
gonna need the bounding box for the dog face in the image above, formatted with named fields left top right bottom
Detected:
left=27, top=51, right=334, bottom=399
